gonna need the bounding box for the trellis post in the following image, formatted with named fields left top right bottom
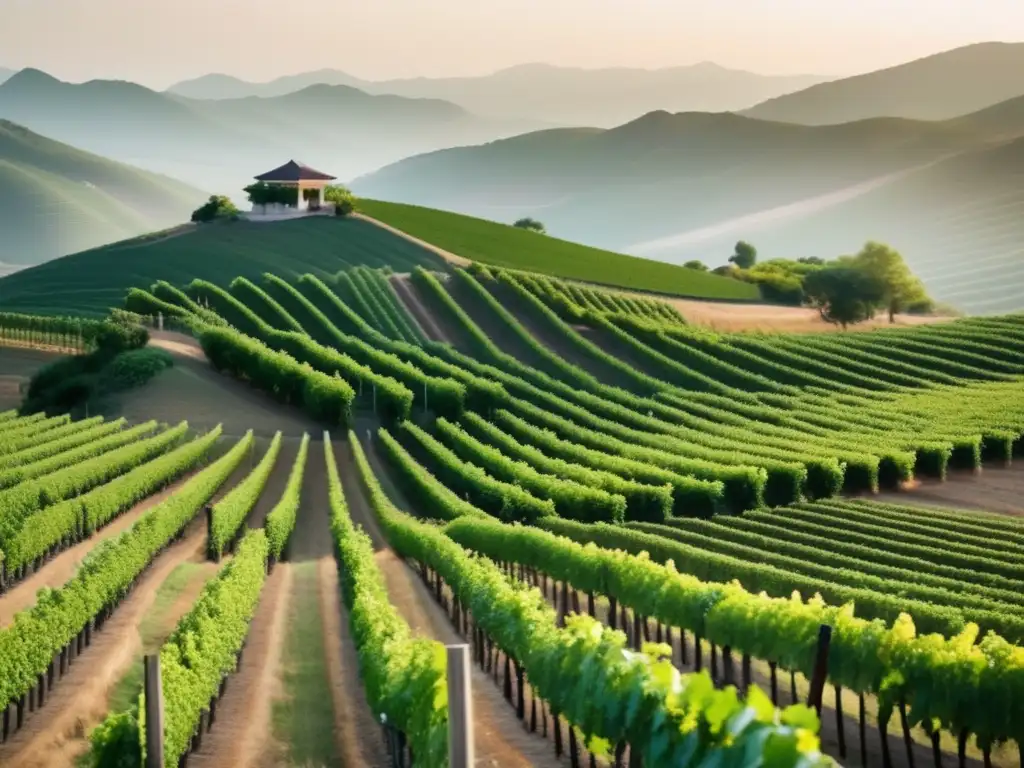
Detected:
left=447, top=644, right=474, bottom=768
left=144, top=654, right=165, bottom=768
left=806, top=624, right=832, bottom=715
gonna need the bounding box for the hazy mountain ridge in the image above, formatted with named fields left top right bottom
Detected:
left=0, top=119, right=205, bottom=268
left=743, top=42, right=1024, bottom=125
left=352, top=94, right=1024, bottom=314
left=0, top=69, right=546, bottom=192
left=167, top=62, right=834, bottom=127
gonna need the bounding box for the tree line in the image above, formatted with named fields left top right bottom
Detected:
left=685, top=241, right=936, bottom=328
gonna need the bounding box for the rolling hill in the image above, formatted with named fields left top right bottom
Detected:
left=0, top=119, right=205, bottom=271
left=352, top=97, right=1024, bottom=314
left=0, top=202, right=756, bottom=317
left=743, top=42, right=1024, bottom=125
left=351, top=102, right=1019, bottom=242
left=0, top=67, right=13, bottom=85
left=167, top=63, right=832, bottom=127
left=0, top=68, right=543, bottom=192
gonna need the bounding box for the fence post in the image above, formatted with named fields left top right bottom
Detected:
left=144, top=654, right=165, bottom=768
left=447, top=644, right=474, bottom=768
left=806, top=624, right=832, bottom=715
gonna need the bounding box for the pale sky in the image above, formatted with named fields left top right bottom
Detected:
left=2, top=0, right=1022, bottom=87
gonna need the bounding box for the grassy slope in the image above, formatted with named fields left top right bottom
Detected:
left=0, top=216, right=449, bottom=316
left=0, top=120, right=205, bottom=268
left=358, top=199, right=760, bottom=301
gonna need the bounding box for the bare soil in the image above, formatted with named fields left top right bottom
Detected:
left=149, top=330, right=208, bottom=362
left=444, top=274, right=554, bottom=373
left=389, top=274, right=457, bottom=346
left=189, top=564, right=293, bottom=768
left=662, top=298, right=949, bottom=334
left=317, top=556, right=391, bottom=768
left=0, top=475, right=195, bottom=628
left=334, top=436, right=567, bottom=767
left=244, top=439, right=300, bottom=530
left=0, top=347, right=64, bottom=378
left=484, top=279, right=641, bottom=391
left=287, top=433, right=390, bottom=767
left=0, top=521, right=209, bottom=768
left=878, top=464, right=1024, bottom=518
left=107, top=350, right=321, bottom=439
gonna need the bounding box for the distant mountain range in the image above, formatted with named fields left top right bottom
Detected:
left=352, top=92, right=1024, bottom=315
left=744, top=42, right=1024, bottom=125
left=0, top=68, right=13, bottom=85
left=0, top=69, right=546, bottom=192
left=0, top=119, right=204, bottom=269
left=167, top=63, right=833, bottom=128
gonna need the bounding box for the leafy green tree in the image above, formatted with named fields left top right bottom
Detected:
left=190, top=195, right=239, bottom=223
left=803, top=266, right=885, bottom=329
left=513, top=217, right=546, bottom=233
left=243, top=182, right=296, bottom=207
left=848, top=241, right=930, bottom=322
left=729, top=241, right=757, bottom=269
left=684, top=260, right=708, bottom=271
left=324, top=184, right=356, bottom=216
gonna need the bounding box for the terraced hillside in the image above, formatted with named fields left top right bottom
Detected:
left=2, top=257, right=1022, bottom=767
left=113, top=261, right=1024, bottom=767
left=0, top=411, right=830, bottom=768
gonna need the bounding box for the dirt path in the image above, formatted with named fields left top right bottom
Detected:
left=661, top=298, right=946, bottom=333
left=487, top=280, right=641, bottom=390
left=357, top=214, right=470, bottom=267
left=0, top=521, right=208, bottom=768
left=189, top=564, right=293, bottom=768
left=389, top=274, right=454, bottom=345
left=334, top=436, right=565, bottom=768
left=317, top=556, right=389, bottom=768
left=0, top=475, right=195, bottom=627
left=149, top=330, right=207, bottom=363
left=877, top=464, right=1024, bottom=518
left=288, top=434, right=389, bottom=767
left=244, top=439, right=300, bottom=530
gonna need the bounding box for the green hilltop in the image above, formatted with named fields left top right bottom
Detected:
left=0, top=119, right=204, bottom=271
left=0, top=201, right=756, bottom=317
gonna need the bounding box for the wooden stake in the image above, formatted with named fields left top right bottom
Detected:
left=144, top=654, right=166, bottom=768
left=446, top=644, right=474, bottom=768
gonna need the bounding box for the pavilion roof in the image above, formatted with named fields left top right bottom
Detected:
left=254, top=160, right=336, bottom=182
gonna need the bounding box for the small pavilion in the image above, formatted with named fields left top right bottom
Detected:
left=253, top=160, right=336, bottom=210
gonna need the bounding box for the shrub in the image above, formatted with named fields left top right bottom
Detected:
left=513, top=217, right=546, bottom=233
left=324, top=184, right=356, bottom=216
left=191, top=195, right=240, bottom=223
left=101, top=348, right=174, bottom=391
